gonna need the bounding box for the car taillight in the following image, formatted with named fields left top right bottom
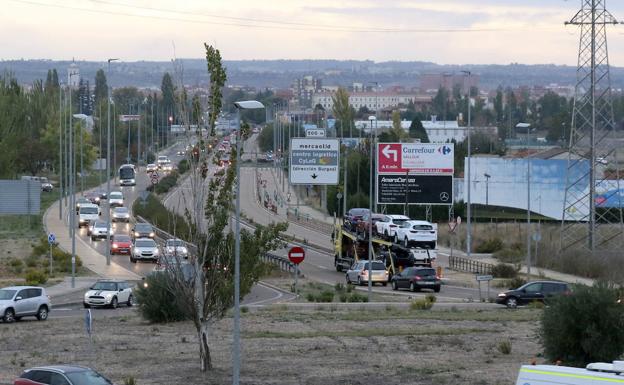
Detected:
left=413, top=276, right=422, bottom=280
left=435, top=275, right=440, bottom=280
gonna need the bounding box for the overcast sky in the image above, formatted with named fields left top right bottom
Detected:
left=3, top=0, right=624, bottom=65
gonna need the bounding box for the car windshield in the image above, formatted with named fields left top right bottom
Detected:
left=414, top=269, right=436, bottom=277
left=350, top=209, right=369, bottom=216
left=167, top=239, right=184, bottom=247
left=413, top=224, right=433, bottom=230
left=80, top=207, right=98, bottom=214
left=136, top=224, right=152, bottom=232
left=393, top=219, right=408, bottom=225
left=66, top=370, right=113, bottom=385
left=0, top=289, right=16, bottom=300
left=94, top=222, right=109, bottom=228
left=114, top=208, right=128, bottom=214
left=92, top=282, right=118, bottom=291
left=114, top=236, right=131, bottom=242
left=136, top=240, right=155, bottom=248
left=363, top=262, right=386, bottom=271
left=78, top=198, right=90, bottom=204
left=109, top=193, right=122, bottom=199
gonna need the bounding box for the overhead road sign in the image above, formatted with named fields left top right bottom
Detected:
left=289, top=138, right=340, bottom=185
left=377, top=143, right=454, bottom=175
left=377, top=174, right=453, bottom=205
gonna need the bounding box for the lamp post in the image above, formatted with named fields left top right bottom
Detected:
left=461, top=70, right=472, bottom=258
left=68, top=72, right=80, bottom=289
left=516, top=122, right=531, bottom=277
left=233, top=100, right=265, bottom=385
left=106, top=58, right=118, bottom=266
left=484, top=173, right=491, bottom=206
left=367, top=115, right=376, bottom=301
left=58, top=83, right=63, bottom=220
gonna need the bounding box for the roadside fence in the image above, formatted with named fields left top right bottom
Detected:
left=448, top=255, right=494, bottom=275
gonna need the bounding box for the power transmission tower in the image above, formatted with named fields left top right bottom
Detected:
left=561, top=0, right=623, bottom=254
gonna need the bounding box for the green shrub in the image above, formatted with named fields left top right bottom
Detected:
left=123, top=377, right=137, bottom=385
left=306, top=293, right=315, bottom=302
left=154, top=172, right=179, bottom=194
left=339, top=293, right=348, bottom=302
left=491, top=263, right=518, bottom=278
left=410, top=298, right=434, bottom=310
left=25, top=269, right=48, bottom=285
left=425, top=294, right=437, bottom=303
left=177, top=159, right=189, bottom=174
left=494, top=247, right=525, bottom=263
left=334, top=283, right=345, bottom=292
left=135, top=274, right=190, bottom=323
left=497, top=339, right=512, bottom=355
left=475, top=238, right=504, bottom=253
left=317, top=290, right=335, bottom=303
left=346, top=293, right=368, bottom=303
left=541, top=282, right=624, bottom=367
left=507, top=277, right=528, bottom=289
left=25, top=255, right=39, bottom=268
left=8, top=258, right=23, bottom=274
left=52, top=248, right=81, bottom=272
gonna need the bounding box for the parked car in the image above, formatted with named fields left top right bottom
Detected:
left=355, top=213, right=385, bottom=238
left=83, top=280, right=133, bottom=309
left=84, top=192, right=101, bottom=205
left=344, top=208, right=370, bottom=231
left=164, top=238, right=189, bottom=258
left=131, top=238, right=160, bottom=263
left=89, top=221, right=113, bottom=241
left=496, top=281, right=570, bottom=308
left=110, top=234, right=132, bottom=255
left=146, top=163, right=158, bottom=173
left=375, top=214, right=410, bottom=239
left=132, top=222, right=155, bottom=239
left=14, top=365, right=113, bottom=385
left=393, top=220, right=437, bottom=248
left=390, top=267, right=441, bottom=292
left=108, top=191, right=123, bottom=207
left=111, top=207, right=130, bottom=223
left=0, top=286, right=50, bottom=323
left=345, top=260, right=388, bottom=286
left=78, top=204, right=100, bottom=228
left=41, top=180, right=53, bottom=192
left=75, top=197, right=92, bottom=213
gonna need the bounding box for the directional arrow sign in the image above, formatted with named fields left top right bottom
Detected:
left=289, top=138, right=339, bottom=185
left=382, top=144, right=398, bottom=162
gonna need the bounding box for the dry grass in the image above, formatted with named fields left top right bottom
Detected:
left=0, top=307, right=543, bottom=385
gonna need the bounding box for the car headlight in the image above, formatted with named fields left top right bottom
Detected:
left=105, top=293, right=113, bottom=299
left=153, top=249, right=159, bottom=255
left=180, top=247, right=188, bottom=254
left=112, top=243, right=118, bottom=248
left=134, top=232, right=140, bottom=237
left=497, top=293, right=506, bottom=297
left=149, top=232, right=155, bottom=237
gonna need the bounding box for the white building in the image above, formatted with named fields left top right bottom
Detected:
left=67, top=62, right=80, bottom=88
left=354, top=117, right=466, bottom=143
left=312, top=92, right=431, bottom=111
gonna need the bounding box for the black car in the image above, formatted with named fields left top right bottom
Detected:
left=391, top=267, right=441, bottom=292
left=132, top=222, right=155, bottom=239
left=496, top=281, right=570, bottom=308
left=344, top=208, right=370, bottom=231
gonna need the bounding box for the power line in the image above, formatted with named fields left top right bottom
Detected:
left=11, top=0, right=532, bottom=34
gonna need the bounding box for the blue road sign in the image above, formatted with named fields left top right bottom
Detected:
left=47, top=233, right=56, bottom=245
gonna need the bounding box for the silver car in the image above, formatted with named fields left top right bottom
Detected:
left=164, top=238, right=189, bottom=258
left=111, top=207, right=130, bottom=222
left=0, top=286, right=51, bottom=323
left=345, top=260, right=388, bottom=286
left=90, top=220, right=113, bottom=241
left=131, top=238, right=160, bottom=263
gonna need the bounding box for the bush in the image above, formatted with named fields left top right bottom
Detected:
left=317, top=290, right=335, bottom=303
left=504, top=277, right=527, bottom=290
left=154, top=172, right=179, bottom=194
left=346, top=293, right=368, bottom=303
left=25, top=269, right=48, bottom=285
left=410, top=298, right=434, bottom=310
left=494, top=247, right=525, bottom=263
left=475, top=238, right=504, bottom=253
left=497, top=339, right=512, bottom=355
left=541, top=282, right=624, bottom=367
left=52, top=247, right=82, bottom=272
left=177, top=159, right=189, bottom=174
left=135, top=274, right=190, bottom=323
left=306, top=293, right=315, bottom=302
left=491, top=263, right=518, bottom=279
left=425, top=294, right=437, bottom=303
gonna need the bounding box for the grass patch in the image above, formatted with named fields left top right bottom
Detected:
left=245, top=327, right=492, bottom=339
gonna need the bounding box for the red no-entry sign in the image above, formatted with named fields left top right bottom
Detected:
left=288, top=246, right=305, bottom=265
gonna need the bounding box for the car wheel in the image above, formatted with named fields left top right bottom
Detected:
left=110, top=297, right=118, bottom=309
left=394, top=235, right=399, bottom=244
left=130, top=256, right=136, bottom=263
left=382, top=282, right=387, bottom=287
left=91, top=236, right=96, bottom=241
left=506, top=297, right=518, bottom=309
left=430, top=242, right=437, bottom=249
left=404, top=237, right=409, bottom=248
left=392, top=281, right=398, bottom=291
left=83, top=303, right=90, bottom=309
left=384, top=230, right=389, bottom=239
left=434, top=285, right=441, bottom=293
left=358, top=277, right=364, bottom=286
left=36, top=306, right=48, bottom=321
left=127, top=294, right=134, bottom=307
left=346, top=274, right=351, bottom=284
left=410, top=282, right=418, bottom=292
left=3, top=308, right=15, bottom=323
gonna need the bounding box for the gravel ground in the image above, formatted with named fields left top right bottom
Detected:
left=0, top=305, right=543, bottom=385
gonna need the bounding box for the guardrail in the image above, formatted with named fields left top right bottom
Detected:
left=286, top=208, right=334, bottom=234
left=448, top=255, right=493, bottom=275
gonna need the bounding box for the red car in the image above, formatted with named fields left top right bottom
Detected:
left=110, top=234, right=132, bottom=255
left=356, top=213, right=385, bottom=238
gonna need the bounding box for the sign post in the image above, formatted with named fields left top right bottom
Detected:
left=289, top=138, right=340, bottom=185
left=475, top=274, right=493, bottom=301
left=47, top=233, right=56, bottom=276
left=288, top=246, right=305, bottom=294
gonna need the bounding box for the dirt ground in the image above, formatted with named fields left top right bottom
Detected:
left=0, top=306, right=543, bottom=385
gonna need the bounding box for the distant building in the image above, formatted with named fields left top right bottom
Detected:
left=419, top=73, right=479, bottom=94
left=67, top=61, right=80, bottom=88
left=292, top=75, right=322, bottom=108
left=312, top=91, right=431, bottom=112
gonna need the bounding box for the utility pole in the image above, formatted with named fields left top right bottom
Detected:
left=68, top=78, right=76, bottom=289
left=58, top=84, right=63, bottom=220
left=461, top=70, right=472, bottom=258
left=367, top=115, right=376, bottom=301
left=106, top=58, right=118, bottom=266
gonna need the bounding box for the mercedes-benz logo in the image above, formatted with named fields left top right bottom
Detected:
left=439, top=192, right=450, bottom=202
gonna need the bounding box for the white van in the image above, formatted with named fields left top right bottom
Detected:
left=78, top=204, right=100, bottom=228
left=516, top=361, right=624, bottom=384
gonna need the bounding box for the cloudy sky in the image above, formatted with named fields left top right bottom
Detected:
left=3, top=0, right=624, bottom=65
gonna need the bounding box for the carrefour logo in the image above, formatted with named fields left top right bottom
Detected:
left=438, top=145, right=452, bottom=155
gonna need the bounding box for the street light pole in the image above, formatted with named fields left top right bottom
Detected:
left=461, top=70, right=472, bottom=258
left=484, top=173, right=491, bottom=206
left=368, top=115, right=376, bottom=301
left=58, top=84, right=63, bottom=220
left=106, top=58, right=118, bottom=266
left=68, top=78, right=76, bottom=289
left=526, top=126, right=531, bottom=276
left=232, top=100, right=265, bottom=385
